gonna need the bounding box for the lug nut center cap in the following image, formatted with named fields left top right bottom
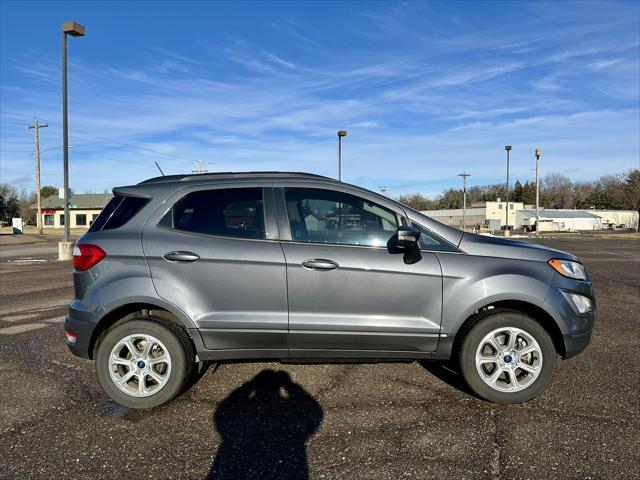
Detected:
left=137, top=360, right=146, bottom=369
left=503, top=354, right=513, bottom=364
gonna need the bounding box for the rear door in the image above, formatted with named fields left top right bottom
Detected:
left=276, top=184, right=444, bottom=358
left=142, top=184, right=288, bottom=359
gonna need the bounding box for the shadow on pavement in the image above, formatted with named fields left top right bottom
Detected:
left=419, top=361, right=478, bottom=398
left=209, top=369, right=323, bottom=480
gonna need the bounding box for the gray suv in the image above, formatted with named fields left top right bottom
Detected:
left=65, top=172, right=596, bottom=408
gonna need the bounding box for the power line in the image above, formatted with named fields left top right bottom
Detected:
left=1, top=111, right=39, bottom=120
left=66, top=131, right=199, bottom=164
left=0, top=149, right=34, bottom=153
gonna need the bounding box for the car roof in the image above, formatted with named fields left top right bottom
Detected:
left=120, top=170, right=465, bottom=247
left=138, top=171, right=333, bottom=185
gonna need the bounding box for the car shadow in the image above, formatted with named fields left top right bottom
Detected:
left=419, top=361, right=478, bottom=398
left=208, top=369, right=323, bottom=480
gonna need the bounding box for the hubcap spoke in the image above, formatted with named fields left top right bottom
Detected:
left=148, top=369, right=166, bottom=384
left=517, top=362, right=541, bottom=373
left=126, top=338, right=140, bottom=357
left=111, top=356, right=131, bottom=367
left=142, top=339, right=154, bottom=357
left=148, top=354, right=168, bottom=366
left=119, top=370, right=135, bottom=385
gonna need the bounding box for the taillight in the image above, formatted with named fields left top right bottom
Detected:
left=73, top=244, right=106, bottom=271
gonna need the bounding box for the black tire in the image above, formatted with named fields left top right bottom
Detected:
left=95, top=317, right=195, bottom=409
left=458, top=311, right=556, bottom=404
left=180, top=359, right=211, bottom=395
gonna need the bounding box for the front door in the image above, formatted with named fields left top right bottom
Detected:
left=142, top=185, right=288, bottom=359
left=277, top=186, right=443, bottom=358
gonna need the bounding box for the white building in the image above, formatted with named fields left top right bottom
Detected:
left=517, top=209, right=602, bottom=232
left=590, top=210, right=639, bottom=230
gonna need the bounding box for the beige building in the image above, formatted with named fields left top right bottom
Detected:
left=421, top=200, right=525, bottom=230
left=37, top=193, right=113, bottom=229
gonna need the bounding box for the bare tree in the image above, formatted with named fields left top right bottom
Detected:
left=542, top=172, right=572, bottom=208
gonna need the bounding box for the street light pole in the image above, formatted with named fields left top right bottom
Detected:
left=504, top=145, right=512, bottom=237
left=535, top=147, right=541, bottom=236
left=337, top=130, right=347, bottom=181
left=61, top=21, right=85, bottom=259
left=457, top=172, right=470, bottom=231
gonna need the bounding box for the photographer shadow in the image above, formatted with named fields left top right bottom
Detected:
left=208, top=369, right=323, bottom=480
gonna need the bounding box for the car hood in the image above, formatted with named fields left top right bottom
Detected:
left=458, top=233, right=579, bottom=262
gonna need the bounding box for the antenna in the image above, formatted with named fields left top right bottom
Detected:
left=155, top=161, right=165, bottom=176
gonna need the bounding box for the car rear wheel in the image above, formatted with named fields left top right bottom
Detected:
left=458, top=311, right=556, bottom=404
left=95, top=318, right=195, bottom=409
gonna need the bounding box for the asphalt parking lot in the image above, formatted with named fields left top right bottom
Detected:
left=1, top=236, right=639, bottom=480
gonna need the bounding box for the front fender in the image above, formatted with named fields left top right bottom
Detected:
left=436, top=253, right=556, bottom=334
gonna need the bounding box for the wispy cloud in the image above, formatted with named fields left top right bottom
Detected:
left=1, top=1, right=638, bottom=196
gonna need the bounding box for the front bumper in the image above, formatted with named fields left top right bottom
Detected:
left=545, top=273, right=597, bottom=359
left=563, top=328, right=595, bottom=359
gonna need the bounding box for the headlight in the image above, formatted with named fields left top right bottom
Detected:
left=548, top=259, right=587, bottom=280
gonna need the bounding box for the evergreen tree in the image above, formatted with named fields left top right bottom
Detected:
left=512, top=180, right=524, bottom=202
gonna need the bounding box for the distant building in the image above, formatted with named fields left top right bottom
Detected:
left=589, top=210, right=639, bottom=230
left=35, top=193, right=113, bottom=229
left=421, top=200, right=524, bottom=230
left=422, top=201, right=638, bottom=232
left=517, top=209, right=601, bottom=232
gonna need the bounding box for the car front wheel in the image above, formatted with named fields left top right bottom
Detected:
left=458, top=311, right=556, bottom=404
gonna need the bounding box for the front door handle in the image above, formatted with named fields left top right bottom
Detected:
left=301, top=259, right=339, bottom=271
left=163, top=251, right=200, bottom=263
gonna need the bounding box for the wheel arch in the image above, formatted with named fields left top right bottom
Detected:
left=89, top=301, right=197, bottom=360
left=452, top=300, right=566, bottom=359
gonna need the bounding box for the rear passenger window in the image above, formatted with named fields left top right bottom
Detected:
left=89, top=195, right=149, bottom=232
left=159, top=188, right=265, bottom=240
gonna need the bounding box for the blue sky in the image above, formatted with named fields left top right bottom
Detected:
left=1, top=1, right=639, bottom=197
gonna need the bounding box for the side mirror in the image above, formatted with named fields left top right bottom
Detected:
left=387, top=226, right=422, bottom=264
left=396, top=226, right=420, bottom=247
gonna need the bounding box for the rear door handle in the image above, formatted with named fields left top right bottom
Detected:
left=301, top=259, right=339, bottom=271
left=163, top=251, right=200, bottom=263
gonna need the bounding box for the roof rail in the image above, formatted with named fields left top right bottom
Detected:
left=138, top=171, right=333, bottom=185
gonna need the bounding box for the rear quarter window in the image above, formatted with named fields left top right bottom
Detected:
left=89, top=196, right=149, bottom=232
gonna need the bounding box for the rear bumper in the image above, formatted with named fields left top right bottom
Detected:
left=64, top=314, right=96, bottom=359
left=64, top=299, right=102, bottom=359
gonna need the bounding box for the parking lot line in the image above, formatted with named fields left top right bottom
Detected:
left=0, top=323, right=50, bottom=335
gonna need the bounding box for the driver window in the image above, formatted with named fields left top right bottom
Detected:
left=284, top=188, right=398, bottom=247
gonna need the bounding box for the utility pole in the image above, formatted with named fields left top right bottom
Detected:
left=457, top=172, right=470, bottom=231
left=29, top=119, right=48, bottom=235
left=192, top=160, right=207, bottom=174
left=535, top=147, right=541, bottom=236
left=504, top=146, right=512, bottom=236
